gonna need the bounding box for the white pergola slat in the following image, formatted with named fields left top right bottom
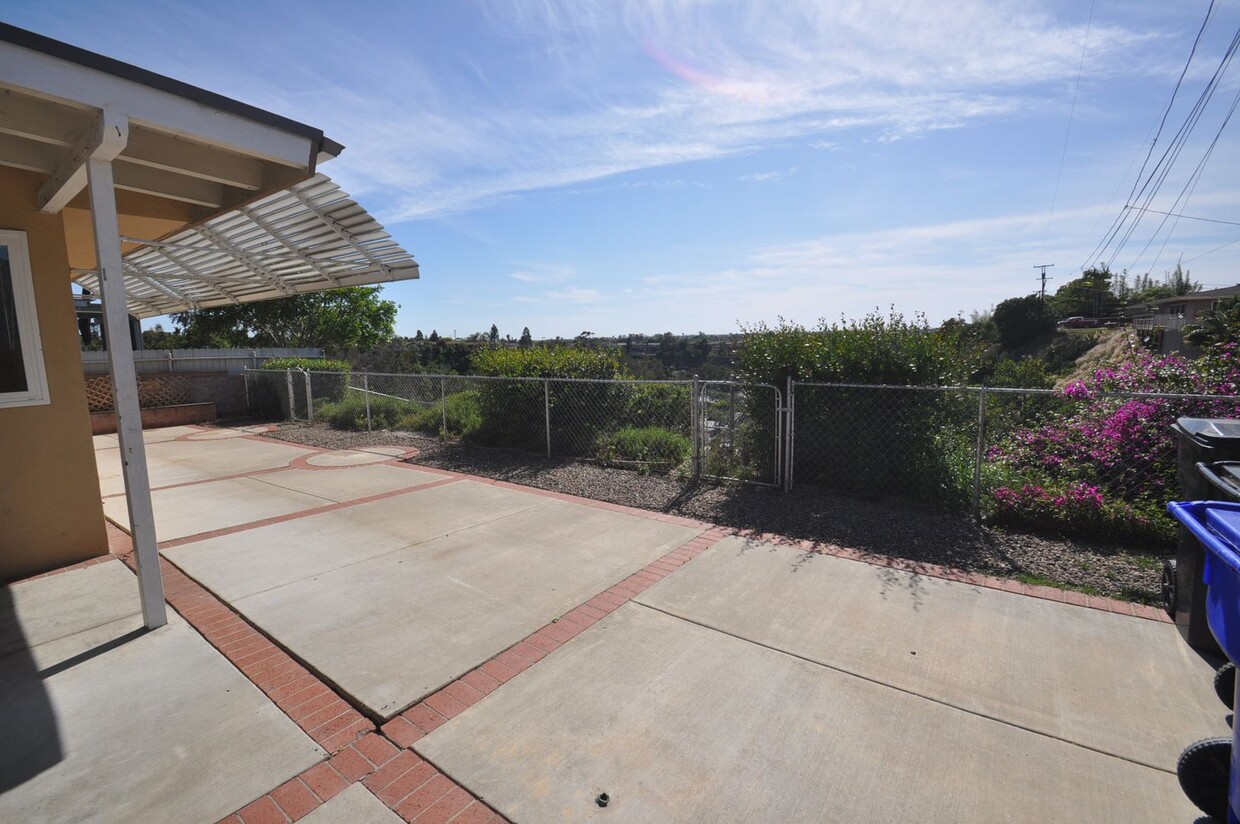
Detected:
left=72, top=173, right=418, bottom=317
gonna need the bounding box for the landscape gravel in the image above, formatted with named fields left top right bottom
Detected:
left=263, top=422, right=1165, bottom=603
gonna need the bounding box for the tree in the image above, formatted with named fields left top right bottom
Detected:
left=488, top=324, right=500, bottom=344
left=141, top=323, right=185, bottom=350
left=1121, top=264, right=1201, bottom=307
left=170, top=287, right=397, bottom=350
left=429, top=330, right=440, bottom=342
left=993, top=294, right=1057, bottom=351
left=519, top=327, right=533, bottom=348
left=414, top=329, right=424, bottom=341
left=1184, top=296, right=1240, bottom=348
left=1050, top=265, right=1119, bottom=318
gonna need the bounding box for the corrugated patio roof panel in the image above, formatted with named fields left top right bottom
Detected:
left=72, top=173, right=418, bottom=318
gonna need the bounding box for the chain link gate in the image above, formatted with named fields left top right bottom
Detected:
left=697, top=381, right=782, bottom=486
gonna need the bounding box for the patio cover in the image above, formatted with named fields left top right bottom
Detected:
left=72, top=173, right=418, bottom=318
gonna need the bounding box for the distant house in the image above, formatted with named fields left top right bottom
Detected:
left=1132, top=284, right=1240, bottom=356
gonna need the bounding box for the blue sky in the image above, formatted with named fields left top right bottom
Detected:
left=10, top=1, right=1240, bottom=338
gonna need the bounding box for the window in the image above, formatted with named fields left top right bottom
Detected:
left=0, top=230, right=49, bottom=408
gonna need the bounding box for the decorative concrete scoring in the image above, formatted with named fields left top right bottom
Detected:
left=75, top=428, right=1183, bottom=824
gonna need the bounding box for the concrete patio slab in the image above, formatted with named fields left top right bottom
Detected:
left=254, top=464, right=443, bottom=502
left=418, top=603, right=1199, bottom=824
left=218, top=495, right=700, bottom=717
left=0, top=561, right=138, bottom=657
left=297, top=784, right=403, bottom=824
left=104, top=475, right=331, bottom=540
left=636, top=536, right=1224, bottom=770
left=165, top=480, right=548, bottom=600
left=0, top=562, right=324, bottom=824
left=95, top=435, right=312, bottom=496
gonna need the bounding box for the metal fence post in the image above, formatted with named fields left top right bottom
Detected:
left=285, top=369, right=295, bottom=421
left=167, top=350, right=174, bottom=372
left=251, top=349, right=258, bottom=369
left=784, top=376, right=795, bottom=492
left=440, top=377, right=447, bottom=440
left=363, top=373, right=372, bottom=433
left=303, top=369, right=314, bottom=425
left=544, top=379, right=552, bottom=458
left=692, top=378, right=702, bottom=480
left=972, top=387, right=987, bottom=518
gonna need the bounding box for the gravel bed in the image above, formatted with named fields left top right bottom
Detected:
left=263, top=422, right=1166, bottom=604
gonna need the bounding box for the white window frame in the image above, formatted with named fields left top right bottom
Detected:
left=0, top=229, right=50, bottom=409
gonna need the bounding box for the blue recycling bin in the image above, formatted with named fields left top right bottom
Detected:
left=1169, top=499, right=1240, bottom=823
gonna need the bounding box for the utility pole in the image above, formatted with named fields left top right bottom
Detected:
left=1034, top=264, right=1055, bottom=301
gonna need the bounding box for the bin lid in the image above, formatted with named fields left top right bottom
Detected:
left=1201, top=462, right=1240, bottom=499
left=1206, top=507, right=1240, bottom=555
left=1176, top=418, right=1240, bottom=446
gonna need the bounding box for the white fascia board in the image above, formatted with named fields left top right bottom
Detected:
left=0, top=41, right=316, bottom=169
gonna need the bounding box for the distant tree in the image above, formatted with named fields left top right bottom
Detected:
left=993, top=294, right=1057, bottom=351
left=1184, top=296, right=1240, bottom=349
left=519, top=327, right=533, bottom=348
left=489, top=324, right=500, bottom=344
left=429, top=330, right=440, bottom=342
left=141, top=323, right=185, bottom=350
left=1050, top=265, right=1120, bottom=318
left=414, top=329, right=424, bottom=341
left=170, top=286, right=397, bottom=350
left=1122, top=264, right=1201, bottom=306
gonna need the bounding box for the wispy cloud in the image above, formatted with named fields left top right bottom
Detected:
left=64, top=1, right=1159, bottom=221
left=513, top=286, right=602, bottom=305
left=302, top=0, right=1157, bottom=220
left=739, top=168, right=795, bottom=183
left=508, top=264, right=576, bottom=284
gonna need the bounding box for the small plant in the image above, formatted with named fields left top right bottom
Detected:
left=598, top=426, right=690, bottom=470
left=262, top=357, right=350, bottom=373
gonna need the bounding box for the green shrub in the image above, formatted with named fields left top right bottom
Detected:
left=397, top=390, right=482, bottom=439
left=626, top=383, right=691, bottom=433
left=992, top=295, right=1056, bottom=352
left=470, top=347, right=630, bottom=454
left=736, top=312, right=983, bottom=505
left=599, top=427, right=690, bottom=468
left=988, top=357, right=1054, bottom=389
left=316, top=390, right=481, bottom=438
left=262, top=357, right=351, bottom=372
left=471, top=346, right=625, bottom=380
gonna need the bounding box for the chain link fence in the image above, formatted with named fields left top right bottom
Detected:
left=789, top=382, right=979, bottom=509
left=245, top=369, right=780, bottom=485
left=245, top=368, right=1240, bottom=540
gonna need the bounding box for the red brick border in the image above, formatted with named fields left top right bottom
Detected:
left=113, top=549, right=376, bottom=753
left=379, top=527, right=731, bottom=747
left=218, top=731, right=505, bottom=824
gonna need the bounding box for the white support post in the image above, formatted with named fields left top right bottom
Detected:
left=88, top=153, right=168, bottom=630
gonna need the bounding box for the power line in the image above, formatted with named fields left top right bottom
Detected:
left=1104, top=26, right=1240, bottom=269
left=1083, top=7, right=1240, bottom=271
left=1187, top=236, right=1240, bottom=263
left=1082, top=0, right=1217, bottom=268
left=1122, top=205, right=1240, bottom=228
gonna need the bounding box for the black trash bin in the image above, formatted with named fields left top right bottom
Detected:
left=1171, top=418, right=1240, bottom=655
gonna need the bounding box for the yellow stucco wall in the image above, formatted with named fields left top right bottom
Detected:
left=0, top=167, right=108, bottom=580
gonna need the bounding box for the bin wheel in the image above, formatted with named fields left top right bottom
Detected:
left=1177, top=737, right=1232, bottom=820
left=1162, top=559, right=1177, bottom=617
left=1216, top=664, right=1236, bottom=710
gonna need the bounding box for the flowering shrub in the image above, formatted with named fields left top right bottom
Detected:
left=986, top=341, right=1240, bottom=545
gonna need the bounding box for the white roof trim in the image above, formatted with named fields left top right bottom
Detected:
left=72, top=174, right=418, bottom=318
